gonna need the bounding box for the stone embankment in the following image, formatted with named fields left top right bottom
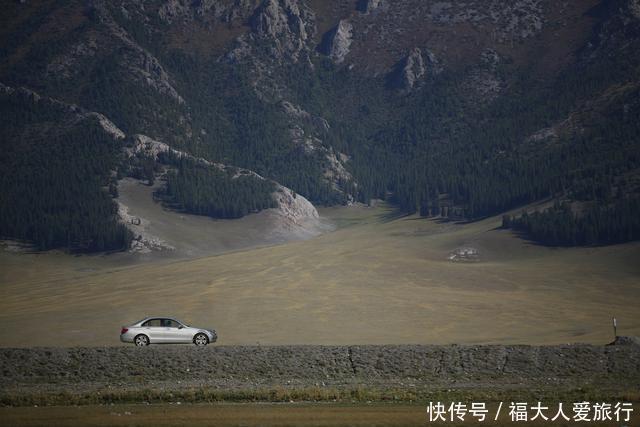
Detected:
left=2, top=341, right=639, bottom=405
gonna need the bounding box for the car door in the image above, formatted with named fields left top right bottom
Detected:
left=142, top=319, right=165, bottom=343
left=163, top=319, right=190, bottom=343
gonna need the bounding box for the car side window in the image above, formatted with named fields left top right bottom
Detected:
left=163, top=319, right=180, bottom=328
left=142, top=319, right=161, bottom=327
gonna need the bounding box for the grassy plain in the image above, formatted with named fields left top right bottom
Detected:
left=1, top=203, right=639, bottom=347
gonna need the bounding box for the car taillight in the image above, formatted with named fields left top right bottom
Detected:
left=120, top=328, right=128, bottom=334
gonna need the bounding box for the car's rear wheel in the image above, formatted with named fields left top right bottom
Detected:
left=193, top=333, right=209, bottom=346
left=134, top=334, right=149, bottom=346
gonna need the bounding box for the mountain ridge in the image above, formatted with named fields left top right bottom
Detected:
left=1, top=0, right=639, bottom=251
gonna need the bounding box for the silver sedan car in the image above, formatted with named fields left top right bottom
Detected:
left=120, top=317, right=217, bottom=346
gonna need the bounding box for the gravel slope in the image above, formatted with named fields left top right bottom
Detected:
left=2, top=342, right=639, bottom=405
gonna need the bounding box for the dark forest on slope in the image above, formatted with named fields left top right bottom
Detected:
left=159, top=155, right=277, bottom=219
left=0, top=92, right=132, bottom=252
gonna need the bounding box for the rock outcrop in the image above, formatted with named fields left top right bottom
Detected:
left=358, top=0, right=383, bottom=14
left=631, top=0, right=640, bottom=19
left=117, top=200, right=176, bottom=254
left=227, top=0, right=315, bottom=65
left=250, top=0, right=313, bottom=63
left=390, top=48, right=440, bottom=92
left=252, top=0, right=308, bottom=40
left=393, top=48, right=426, bottom=91
left=279, top=100, right=330, bottom=132
left=272, top=185, right=319, bottom=227
left=323, top=20, right=353, bottom=64
left=525, top=127, right=559, bottom=144
left=323, top=149, right=354, bottom=197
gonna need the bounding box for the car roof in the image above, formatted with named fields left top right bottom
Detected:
left=135, top=317, right=183, bottom=324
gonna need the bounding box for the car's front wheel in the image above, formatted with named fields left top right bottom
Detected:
left=193, top=333, right=209, bottom=346
left=134, top=334, right=149, bottom=346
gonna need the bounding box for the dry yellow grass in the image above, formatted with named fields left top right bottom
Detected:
left=1, top=204, right=639, bottom=347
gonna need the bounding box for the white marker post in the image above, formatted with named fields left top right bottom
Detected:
left=613, top=317, right=617, bottom=340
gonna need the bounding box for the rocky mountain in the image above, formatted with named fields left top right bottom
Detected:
left=1, top=0, right=639, bottom=251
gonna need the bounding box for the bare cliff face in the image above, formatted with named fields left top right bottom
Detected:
left=323, top=19, right=353, bottom=64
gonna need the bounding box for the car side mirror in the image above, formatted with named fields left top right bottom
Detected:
left=178, top=325, right=184, bottom=329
